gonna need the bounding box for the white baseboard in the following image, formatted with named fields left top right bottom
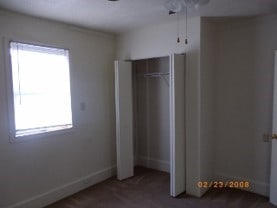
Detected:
left=7, top=166, right=116, bottom=208
left=215, top=172, right=269, bottom=197
left=137, top=156, right=170, bottom=173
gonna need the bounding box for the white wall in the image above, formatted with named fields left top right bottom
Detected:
left=117, top=17, right=203, bottom=196
left=1, top=8, right=275, bottom=208
left=117, top=14, right=277, bottom=198
left=214, top=15, right=277, bottom=196
left=199, top=18, right=217, bottom=195
left=0, top=10, right=116, bottom=208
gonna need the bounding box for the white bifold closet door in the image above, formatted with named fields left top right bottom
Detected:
left=169, top=54, right=186, bottom=197
left=114, top=61, right=134, bottom=180
left=114, top=54, right=185, bottom=197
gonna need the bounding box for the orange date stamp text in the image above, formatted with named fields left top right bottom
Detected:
left=197, top=181, right=250, bottom=189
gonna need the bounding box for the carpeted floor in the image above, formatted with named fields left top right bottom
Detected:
left=46, top=167, right=276, bottom=208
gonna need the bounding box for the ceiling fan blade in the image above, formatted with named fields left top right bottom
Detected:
left=165, top=0, right=210, bottom=14
left=164, top=0, right=184, bottom=13
left=183, top=0, right=210, bottom=8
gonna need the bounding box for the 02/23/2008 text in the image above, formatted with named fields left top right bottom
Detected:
left=197, top=181, right=250, bottom=189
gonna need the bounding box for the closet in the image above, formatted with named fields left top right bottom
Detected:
left=133, top=57, right=170, bottom=174
left=115, top=54, right=185, bottom=197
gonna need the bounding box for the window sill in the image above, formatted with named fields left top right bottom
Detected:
left=9, top=127, right=74, bottom=143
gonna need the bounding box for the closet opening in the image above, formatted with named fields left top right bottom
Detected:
left=133, top=57, right=170, bottom=175
left=115, top=54, right=186, bottom=197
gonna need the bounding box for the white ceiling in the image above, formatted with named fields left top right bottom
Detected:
left=0, top=0, right=276, bottom=34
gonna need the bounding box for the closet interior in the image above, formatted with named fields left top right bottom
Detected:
left=133, top=57, right=170, bottom=173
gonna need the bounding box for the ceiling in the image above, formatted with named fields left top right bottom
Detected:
left=0, top=0, right=276, bottom=34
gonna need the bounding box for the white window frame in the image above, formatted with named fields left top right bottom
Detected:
left=4, top=38, right=74, bottom=142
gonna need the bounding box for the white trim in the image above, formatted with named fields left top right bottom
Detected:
left=6, top=166, right=116, bottom=208
left=10, top=128, right=75, bottom=143
left=270, top=51, right=277, bottom=205
left=137, top=156, right=170, bottom=173
left=114, top=61, right=121, bottom=179
left=215, top=172, right=269, bottom=197
left=3, top=37, right=16, bottom=142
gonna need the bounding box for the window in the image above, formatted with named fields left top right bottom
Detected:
left=9, top=41, right=73, bottom=138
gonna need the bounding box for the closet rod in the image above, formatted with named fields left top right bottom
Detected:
left=143, top=72, right=169, bottom=78
left=142, top=72, right=170, bottom=86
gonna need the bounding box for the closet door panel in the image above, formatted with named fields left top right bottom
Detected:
left=115, top=60, right=134, bottom=180
left=170, top=54, right=186, bottom=197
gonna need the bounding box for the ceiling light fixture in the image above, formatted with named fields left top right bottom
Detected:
left=183, top=0, right=210, bottom=8
left=165, top=0, right=210, bottom=13
left=164, top=0, right=210, bottom=44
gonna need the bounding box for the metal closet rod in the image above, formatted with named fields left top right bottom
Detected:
left=143, top=72, right=169, bottom=78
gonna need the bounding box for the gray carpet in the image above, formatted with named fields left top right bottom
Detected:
left=46, top=167, right=276, bottom=208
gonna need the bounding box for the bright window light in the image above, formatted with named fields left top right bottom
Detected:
left=9, top=41, right=73, bottom=138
